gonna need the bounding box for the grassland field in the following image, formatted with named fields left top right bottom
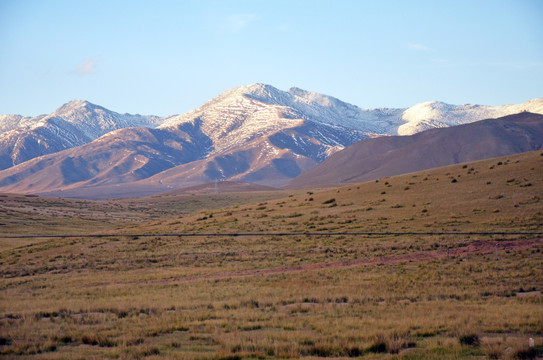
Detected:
left=0, top=151, right=542, bottom=359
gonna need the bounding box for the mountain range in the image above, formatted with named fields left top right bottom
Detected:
left=0, top=84, right=542, bottom=198
left=0, top=101, right=161, bottom=171
left=288, top=111, right=543, bottom=188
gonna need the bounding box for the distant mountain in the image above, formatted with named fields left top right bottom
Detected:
left=0, top=84, right=379, bottom=196
left=0, top=124, right=212, bottom=193
left=398, top=98, right=543, bottom=135
left=0, top=84, right=542, bottom=198
left=287, top=112, right=543, bottom=188
left=0, top=100, right=162, bottom=170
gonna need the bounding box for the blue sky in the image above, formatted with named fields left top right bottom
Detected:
left=1, top=0, right=542, bottom=116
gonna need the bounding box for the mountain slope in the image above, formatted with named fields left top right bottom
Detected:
left=399, top=98, right=543, bottom=135
left=0, top=85, right=377, bottom=196
left=0, top=100, right=162, bottom=170
left=116, top=85, right=543, bottom=192
left=159, top=84, right=382, bottom=153
left=0, top=121, right=212, bottom=194
left=287, top=112, right=543, bottom=188
left=0, top=84, right=542, bottom=198
left=136, top=119, right=367, bottom=190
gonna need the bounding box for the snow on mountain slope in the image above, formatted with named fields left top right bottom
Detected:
left=163, top=83, right=543, bottom=140
left=286, top=87, right=543, bottom=136
left=135, top=118, right=366, bottom=191
left=0, top=85, right=378, bottom=196
left=161, top=84, right=374, bottom=156
left=0, top=120, right=89, bottom=169
left=45, top=100, right=163, bottom=140
left=288, top=112, right=543, bottom=188
left=0, top=83, right=541, bottom=198
left=0, top=124, right=213, bottom=194
left=399, top=98, right=543, bottom=135
left=0, top=114, right=46, bottom=135
left=286, top=87, right=406, bottom=134
left=0, top=101, right=164, bottom=170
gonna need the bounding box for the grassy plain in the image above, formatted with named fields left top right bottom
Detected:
left=0, top=191, right=287, bottom=250
left=0, top=151, right=542, bottom=359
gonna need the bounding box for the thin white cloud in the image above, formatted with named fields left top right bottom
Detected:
left=406, top=42, right=431, bottom=51
left=73, top=59, right=96, bottom=76
left=224, top=13, right=257, bottom=32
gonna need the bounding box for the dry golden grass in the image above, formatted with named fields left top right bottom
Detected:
left=147, top=151, right=542, bottom=236
left=0, top=190, right=288, bottom=251
left=0, top=150, right=542, bottom=359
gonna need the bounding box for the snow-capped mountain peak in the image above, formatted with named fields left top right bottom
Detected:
left=161, top=84, right=404, bottom=137
left=44, top=99, right=162, bottom=139
left=161, top=84, right=310, bottom=155
left=0, top=100, right=165, bottom=170
left=0, top=84, right=542, bottom=197
left=287, top=87, right=343, bottom=108
left=399, top=98, right=543, bottom=135
left=55, top=99, right=95, bottom=112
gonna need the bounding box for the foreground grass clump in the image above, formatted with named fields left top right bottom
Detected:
left=459, top=333, right=480, bottom=347
left=0, top=150, right=542, bottom=359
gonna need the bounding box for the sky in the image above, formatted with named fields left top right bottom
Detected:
left=1, top=0, right=542, bottom=116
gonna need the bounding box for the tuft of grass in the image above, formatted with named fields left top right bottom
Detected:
left=459, top=333, right=480, bottom=347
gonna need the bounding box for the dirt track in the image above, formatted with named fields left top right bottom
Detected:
left=93, top=238, right=542, bottom=288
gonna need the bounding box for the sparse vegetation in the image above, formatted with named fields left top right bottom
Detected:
left=0, top=150, right=542, bottom=358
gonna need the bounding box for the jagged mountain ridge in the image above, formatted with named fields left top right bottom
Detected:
left=0, top=114, right=45, bottom=134
left=160, top=84, right=404, bottom=143
left=0, top=84, right=542, bottom=198
left=0, top=85, right=374, bottom=196
left=2, top=85, right=542, bottom=173
left=161, top=84, right=543, bottom=137
left=0, top=100, right=162, bottom=170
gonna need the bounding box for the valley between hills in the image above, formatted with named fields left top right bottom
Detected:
left=0, top=150, right=542, bottom=359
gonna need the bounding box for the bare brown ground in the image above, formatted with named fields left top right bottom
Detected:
left=95, top=238, right=542, bottom=288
